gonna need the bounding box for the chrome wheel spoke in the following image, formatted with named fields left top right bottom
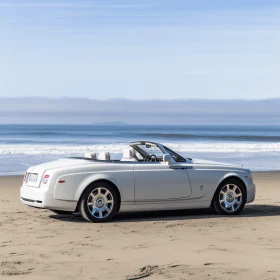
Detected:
left=87, top=187, right=114, bottom=219
left=219, top=184, right=242, bottom=213
left=234, top=199, right=241, bottom=205
left=98, top=209, right=103, bottom=218
left=91, top=207, right=97, bottom=215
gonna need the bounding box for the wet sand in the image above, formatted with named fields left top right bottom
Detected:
left=1, top=172, right=280, bottom=279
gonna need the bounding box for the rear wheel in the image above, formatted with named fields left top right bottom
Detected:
left=79, top=182, right=119, bottom=223
left=213, top=179, right=246, bottom=215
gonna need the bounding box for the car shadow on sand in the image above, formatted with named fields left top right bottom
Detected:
left=50, top=204, right=280, bottom=223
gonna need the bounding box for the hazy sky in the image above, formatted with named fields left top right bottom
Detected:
left=1, top=0, right=280, bottom=100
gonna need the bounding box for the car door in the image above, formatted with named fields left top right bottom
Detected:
left=134, top=162, right=192, bottom=203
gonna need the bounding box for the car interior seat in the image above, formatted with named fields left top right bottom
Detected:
left=84, top=153, right=97, bottom=159
left=120, top=148, right=138, bottom=161
left=98, top=152, right=111, bottom=160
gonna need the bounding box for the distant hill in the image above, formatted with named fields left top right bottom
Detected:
left=92, top=121, right=128, bottom=125
left=1, top=97, right=280, bottom=125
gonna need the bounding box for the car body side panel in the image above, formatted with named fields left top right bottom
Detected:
left=20, top=152, right=256, bottom=214
left=134, top=162, right=192, bottom=202
left=53, top=163, right=135, bottom=204
left=49, top=164, right=254, bottom=211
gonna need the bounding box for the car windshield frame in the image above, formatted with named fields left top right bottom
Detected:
left=162, top=146, right=186, bottom=162
left=130, top=142, right=165, bottom=159
left=130, top=141, right=186, bottom=163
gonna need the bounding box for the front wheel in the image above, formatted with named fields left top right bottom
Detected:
left=213, top=179, right=246, bottom=215
left=79, top=182, right=119, bottom=223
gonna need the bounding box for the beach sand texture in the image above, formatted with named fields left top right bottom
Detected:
left=1, top=173, right=280, bottom=279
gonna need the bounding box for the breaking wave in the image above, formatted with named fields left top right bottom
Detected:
left=1, top=142, right=280, bottom=155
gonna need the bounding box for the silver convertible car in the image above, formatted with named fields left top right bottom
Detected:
left=20, top=141, right=256, bottom=222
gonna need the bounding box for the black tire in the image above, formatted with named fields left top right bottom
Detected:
left=213, top=178, right=246, bottom=215
left=79, top=181, right=119, bottom=223
left=50, top=210, right=73, bottom=215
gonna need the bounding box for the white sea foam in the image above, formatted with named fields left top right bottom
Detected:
left=164, top=142, right=280, bottom=153
left=1, top=142, right=280, bottom=174
left=0, top=142, right=280, bottom=155
left=0, top=144, right=127, bottom=155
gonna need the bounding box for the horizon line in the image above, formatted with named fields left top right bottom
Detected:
left=0, top=97, right=280, bottom=101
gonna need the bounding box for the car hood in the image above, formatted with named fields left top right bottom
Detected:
left=190, top=158, right=242, bottom=168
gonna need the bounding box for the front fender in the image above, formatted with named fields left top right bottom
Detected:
left=218, top=172, right=249, bottom=190
left=215, top=171, right=256, bottom=204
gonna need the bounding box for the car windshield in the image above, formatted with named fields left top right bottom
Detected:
left=130, top=142, right=186, bottom=162
left=132, top=143, right=164, bottom=158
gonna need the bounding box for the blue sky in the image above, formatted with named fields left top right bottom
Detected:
left=1, top=0, right=280, bottom=100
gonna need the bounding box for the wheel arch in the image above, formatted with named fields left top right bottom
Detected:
left=211, top=174, right=247, bottom=207
left=75, top=178, right=122, bottom=213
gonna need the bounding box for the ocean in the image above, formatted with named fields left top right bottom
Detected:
left=1, top=124, right=280, bottom=175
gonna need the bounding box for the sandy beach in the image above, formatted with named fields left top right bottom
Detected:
left=1, top=172, right=280, bottom=279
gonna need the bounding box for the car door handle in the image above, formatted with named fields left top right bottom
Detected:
left=169, top=166, right=193, bottom=170
left=169, top=166, right=182, bottom=169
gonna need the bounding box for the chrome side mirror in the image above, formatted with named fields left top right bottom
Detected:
left=163, top=154, right=172, bottom=164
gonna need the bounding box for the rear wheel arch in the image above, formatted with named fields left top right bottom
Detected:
left=75, top=179, right=121, bottom=213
